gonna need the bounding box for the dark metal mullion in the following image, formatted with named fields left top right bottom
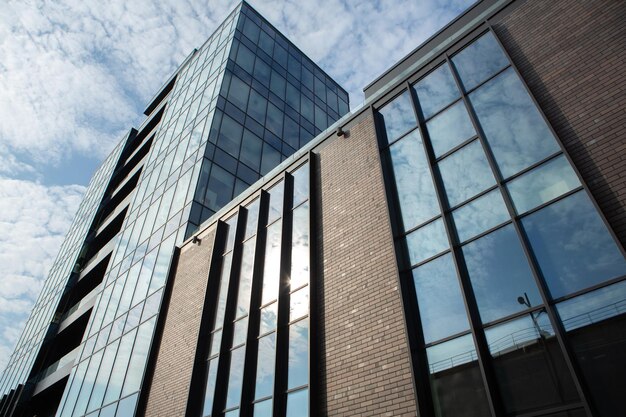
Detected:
left=433, top=133, right=480, bottom=161
left=447, top=39, right=598, bottom=416
left=212, top=208, right=248, bottom=417
left=516, top=186, right=584, bottom=219
left=488, top=22, right=626, bottom=259
left=552, top=274, right=626, bottom=304
left=408, top=80, right=503, bottom=417
left=240, top=191, right=270, bottom=417
left=373, top=103, right=434, bottom=417
left=272, top=172, right=293, bottom=417
left=306, top=152, right=317, bottom=417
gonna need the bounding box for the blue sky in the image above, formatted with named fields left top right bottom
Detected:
left=0, top=0, right=474, bottom=371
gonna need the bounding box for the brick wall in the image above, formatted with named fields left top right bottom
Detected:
left=314, top=115, right=418, bottom=416
left=495, top=0, right=626, bottom=246
left=143, top=226, right=216, bottom=417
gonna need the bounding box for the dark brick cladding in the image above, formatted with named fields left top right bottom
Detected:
left=495, top=0, right=626, bottom=246
left=314, top=114, right=418, bottom=416
left=144, top=226, right=216, bottom=417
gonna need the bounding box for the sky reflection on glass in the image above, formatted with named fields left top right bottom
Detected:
left=426, top=333, right=476, bottom=373
left=226, top=347, right=245, bottom=408
left=378, top=91, right=417, bottom=144
left=485, top=313, right=554, bottom=357
left=452, top=31, right=509, bottom=91
left=426, top=100, right=475, bottom=157
left=507, top=155, right=580, bottom=214
left=286, top=388, right=308, bottom=417
left=290, top=203, right=309, bottom=289
left=254, top=333, right=276, bottom=400
left=470, top=68, right=559, bottom=178
left=439, top=140, right=496, bottom=207
left=463, top=224, right=541, bottom=323
left=406, top=219, right=448, bottom=265
left=557, top=280, right=626, bottom=332
left=287, top=319, right=308, bottom=389
left=413, top=63, right=460, bottom=119
left=389, top=129, right=439, bottom=231
left=522, top=191, right=626, bottom=298
left=412, top=254, right=469, bottom=343
left=452, top=189, right=509, bottom=242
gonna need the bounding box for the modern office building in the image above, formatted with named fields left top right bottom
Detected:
left=2, top=0, right=626, bottom=417
left=0, top=2, right=348, bottom=417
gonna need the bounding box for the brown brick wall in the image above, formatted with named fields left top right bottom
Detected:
left=144, top=226, right=216, bottom=417
left=495, top=0, right=626, bottom=246
left=314, top=115, right=418, bottom=416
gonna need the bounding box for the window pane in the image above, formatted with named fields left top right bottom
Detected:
left=287, top=318, right=308, bottom=389
left=103, top=328, right=136, bottom=404
left=389, top=130, right=439, bottom=231
left=261, top=143, right=281, bottom=176
left=205, top=165, right=235, bottom=211
left=452, top=31, right=509, bottom=91
left=406, top=219, right=448, bottom=266
left=228, top=76, right=250, bottom=110
left=232, top=318, right=248, bottom=347
left=218, top=115, right=243, bottom=158
left=507, top=155, right=580, bottom=214
left=463, top=224, right=541, bottom=323
left=378, top=91, right=417, bottom=144
left=470, top=68, right=560, bottom=178
left=412, top=253, right=469, bottom=343
left=121, top=316, right=156, bottom=396
left=291, top=203, right=309, bottom=289
left=241, top=130, right=262, bottom=173
left=290, top=286, right=309, bottom=321
left=556, top=280, right=626, bottom=416
left=485, top=314, right=579, bottom=414
left=267, top=181, right=284, bottom=224
left=292, top=163, right=309, bottom=207
left=255, top=333, right=276, bottom=400
left=286, top=388, right=308, bottom=417
left=115, top=393, right=138, bottom=417
left=262, top=221, right=282, bottom=304
left=452, top=189, right=509, bottom=242
left=226, top=347, right=245, bottom=408
left=522, top=191, right=626, bottom=298
left=236, top=238, right=256, bottom=318
left=259, top=302, right=277, bottom=335
left=438, top=140, right=496, bottom=207
left=413, top=63, right=460, bottom=119
left=202, top=358, right=219, bottom=416
left=215, top=253, right=233, bottom=328
left=254, top=399, right=272, bottom=417
left=426, top=101, right=476, bottom=157
left=247, top=90, right=267, bottom=125
left=87, top=339, right=119, bottom=412
left=426, top=335, right=490, bottom=417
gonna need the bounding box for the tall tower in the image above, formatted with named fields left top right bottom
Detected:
left=0, top=3, right=348, bottom=416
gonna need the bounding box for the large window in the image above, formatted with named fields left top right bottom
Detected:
left=200, top=161, right=311, bottom=417
left=378, top=29, right=626, bottom=417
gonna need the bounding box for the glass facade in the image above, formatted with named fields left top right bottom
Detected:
left=378, top=30, right=626, bottom=416
left=200, top=160, right=311, bottom=417
left=1, top=3, right=346, bottom=417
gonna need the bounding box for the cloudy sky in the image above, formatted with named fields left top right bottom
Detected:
left=0, top=0, right=474, bottom=371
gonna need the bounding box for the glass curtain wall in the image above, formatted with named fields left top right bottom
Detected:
left=55, top=8, right=242, bottom=417
left=201, top=161, right=311, bottom=417
left=377, top=29, right=626, bottom=417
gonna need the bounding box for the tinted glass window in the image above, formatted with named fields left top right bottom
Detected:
left=378, top=91, right=417, bottom=144
left=254, top=333, right=276, bottom=400
left=470, top=68, right=560, bottom=178
left=240, top=130, right=262, bottom=173
left=452, top=189, right=509, bottom=242
left=286, top=388, right=308, bottom=417
left=426, top=100, right=476, bottom=157
left=522, top=191, right=626, bottom=298
left=452, top=31, right=509, bottom=91
left=287, top=319, right=308, bottom=389
left=406, top=219, right=448, bottom=266
left=218, top=115, right=243, bottom=158
left=413, top=63, right=460, bottom=119
left=205, top=165, right=235, bottom=211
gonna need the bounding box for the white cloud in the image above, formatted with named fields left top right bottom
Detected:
left=0, top=178, right=85, bottom=371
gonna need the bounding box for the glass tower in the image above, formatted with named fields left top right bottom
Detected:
left=0, top=3, right=348, bottom=417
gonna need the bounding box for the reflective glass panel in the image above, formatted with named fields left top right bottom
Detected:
left=236, top=238, right=256, bottom=318
left=556, top=280, right=626, bottom=416
left=215, top=253, right=233, bottom=328
left=426, top=101, right=476, bottom=157
left=452, top=189, right=509, bottom=243
left=470, top=68, right=560, bottom=178
left=507, top=155, right=580, bottom=214
left=426, top=334, right=490, bottom=417
left=291, top=203, right=309, bottom=289
left=378, top=91, right=417, bottom=144
left=485, top=314, right=579, bottom=414
left=121, top=316, right=156, bottom=396
left=226, top=347, right=245, bottom=408
left=232, top=318, right=248, bottom=347
left=259, top=302, right=277, bottom=335
left=115, top=393, right=138, bottom=417
left=254, top=399, right=272, bottom=417
left=287, top=318, right=308, bottom=389
left=412, top=254, right=469, bottom=343
left=255, top=333, right=276, bottom=400
left=389, top=130, right=439, bottom=230
left=522, top=191, right=626, bottom=298
left=463, top=224, right=541, bottom=323
left=203, top=359, right=219, bottom=416
left=267, top=181, right=284, bottom=224
left=438, top=140, right=496, bottom=207
left=290, top=286, right=309, bottom=321
left=86, top=339, right=119, bottom=412
left=292, top=163, right=309, bottom=207
left=286, top=388, right=308, bottom=417
left=210, top=330, right=222, bottom=357
left=244, top=198, right=260, bottom=240
left=413, top=63, right=460, bottom=119
left=452, top=31, right=509, bottom=91
left=262, top=220, right=282, bottom=304
left=103, top=328, right=136, bottom=405
left=406, top=218, right=448, bottom=266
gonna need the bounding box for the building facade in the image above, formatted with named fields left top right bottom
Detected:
left=2, top=0, right=626, bottom=417
left=0, top=3, right=348, bottom=417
